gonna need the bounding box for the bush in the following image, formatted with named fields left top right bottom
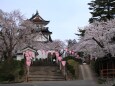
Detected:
left=77, top=52, right=84, bottom=57
left=6, top=74, right=15, bottom=81
left=62, top=56, right=80, bottom=79
left=0, top=73, right=15, bottom=82
left=67, top=63, right=75, bottom=75
left=19, top=69, right=24, bottom=76
left=68, top=59, right=76, bottom=66
left=90, top=60, right=98, bottom=76
left=91, top=57, right=115, bottom=77
left=97, top=78, right=106, bottom=84
left=63, top=56, right=82, bottom=64
left=66, top=59, right=79, bottom=79
left=0, top=60, right=25, bottom=82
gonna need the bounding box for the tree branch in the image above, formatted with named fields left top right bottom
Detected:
left=92, top=37, right=104, bottom=48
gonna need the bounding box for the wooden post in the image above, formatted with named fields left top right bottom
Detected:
left=112, top=61, right=114, bottom=78
left=107, top=62, right=108, bottom=78
left=102, top=61, right=103, bottom=78
left=60, top=62, right=62, bottom=70
left=26, top=66, right=30, bottom=82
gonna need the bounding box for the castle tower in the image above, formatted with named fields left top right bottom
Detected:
left=29, top=11, right=52, bottom=42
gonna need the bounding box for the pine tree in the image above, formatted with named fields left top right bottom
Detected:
left=88, top=0, right=115, bottom=23
left=75, top=28, right=85, bottom=37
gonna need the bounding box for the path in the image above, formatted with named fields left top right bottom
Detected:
left=0, top=81, right=108, bottom=86
left=80, top=64, right=93, bottom=80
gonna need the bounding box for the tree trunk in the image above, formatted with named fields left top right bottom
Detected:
left=6, top=50, right=13, bottom=63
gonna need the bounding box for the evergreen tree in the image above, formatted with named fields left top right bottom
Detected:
left=88, top=0, right=115, bottom=23
left=75, top=29, right=85, bottom=37
left=66, top=39, right=77, bottom=49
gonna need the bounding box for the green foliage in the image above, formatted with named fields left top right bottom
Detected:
left=66, top=39, right=77, bottom=49
left=88, top=0, right=115, bottom=23
left=67, top=60, right=75, bottom=76
left=68, top=59, right=76, bottom=66
left=0, top=73, right=15, bottom=82
left=93, top=59, right=100, bottom=76
left=75, top=63, right=79, bottom=79
left=63, top=56, right=82, bottom=79
left=66, top=59, right=79, bottom=79
left=77, top=52, right=84, bottom=57
left=91, top=58, right=106, bottom=76
left=91, top=57, right=115, bottom=77
left=0, top=60, right=25, bottom=82
left=67, top=63, right=75, bottom=76
left=76, top=29, right=85, bottom=37
left=97, top=78, right=106, bottom=84
left=32, top=57, right=56, bottom=66
left=63, top=56, right=74, bottom=61
left=63, top=56, right=82, bottom=64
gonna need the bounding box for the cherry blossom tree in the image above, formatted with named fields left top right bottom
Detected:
left=47, top=39, right=65, bottom=51
left=0, top=10, right=34, bottom=62
left=76, top=19, right=115, bottom=58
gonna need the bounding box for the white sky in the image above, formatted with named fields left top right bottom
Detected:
left=0, top=0, right=91, bottom=42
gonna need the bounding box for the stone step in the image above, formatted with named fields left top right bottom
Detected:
left=28, top=75, right=64, bottom=78
left=28, top=77, right=65, bottom=81
left=28, top=75, right=65, bottom=81
left=28, top=66, right=65, bottom=81
left=30, top=67, right=59, bottom=72
left=29, top=71, right=61, bottom=75
left=30, top=69, right=60, bottom=72
left=29, top=73, right=62, bottom=76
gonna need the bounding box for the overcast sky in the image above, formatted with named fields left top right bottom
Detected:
left=0, top=0, right=91, bottom=42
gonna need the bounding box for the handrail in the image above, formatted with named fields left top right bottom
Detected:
left=100, top=69, right=115, bottom=78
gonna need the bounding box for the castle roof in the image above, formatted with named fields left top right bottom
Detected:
left=29, top=11, right=49, bottom=25
left=41, top=27, right=52, bottom=34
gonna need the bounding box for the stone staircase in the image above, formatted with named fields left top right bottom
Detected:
left=27, top=66, right=65, bottom=82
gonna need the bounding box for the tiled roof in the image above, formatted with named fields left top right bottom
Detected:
left=29, top=11, right=49, bottom=25
left=41, top=27, right=52, bottom=34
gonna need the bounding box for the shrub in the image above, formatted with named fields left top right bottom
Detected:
left=91, top=57, right=115, bottom=77
left=63, top=56, right=82, bottom=64
left=67, top=63, right=75, bottom=75
left=0, top=73, right=15, bottom=82
left=68, top=59, right=76, bottom=66
left=0, top=60, right=25, bottom=82
left=66, top=59, right=79, bottom=79
left=90, top=59, right=100, bottom=76
left=97, top=78, right=106, bottom=84
left=62, top=56, right=81, bottom=79
left=19, top=69, right=24, bottom=76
